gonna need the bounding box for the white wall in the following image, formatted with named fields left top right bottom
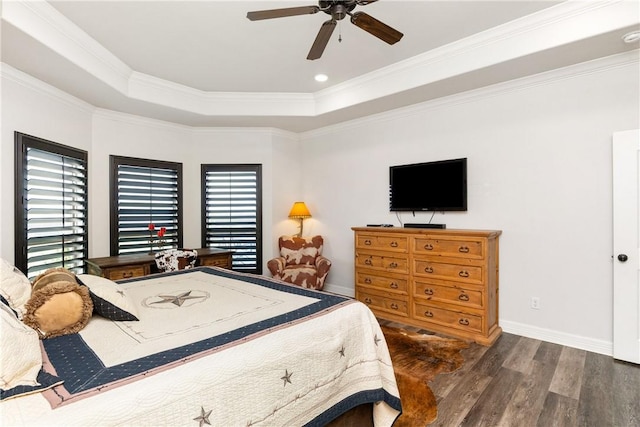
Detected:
left=2, top=51, right=639, bottom=355
left=301, top=51, right=640, bottom=354
left=1, top=65, right=94, bottom=263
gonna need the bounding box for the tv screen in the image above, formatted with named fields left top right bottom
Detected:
left=389, top=158, right=467, bottom=211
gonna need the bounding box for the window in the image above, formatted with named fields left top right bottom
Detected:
left=15, top=132, right=88, bottom=279
left=110, top=156, right=183, bottom=255
left=201, top=165, right=262, bottom=274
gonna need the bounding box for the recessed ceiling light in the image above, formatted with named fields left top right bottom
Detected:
left=622, top=30, right=640, bottom=44
left=315, top=74, right=328, bottom=82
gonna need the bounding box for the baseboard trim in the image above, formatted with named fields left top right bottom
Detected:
left=501, top=319, right=612, bottom=356
left=324, top=283, right=354, bottom=298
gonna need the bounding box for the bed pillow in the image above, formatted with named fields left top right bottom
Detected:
left=0, top=302, right=41, bottom=390
left=0, top=258, right=32, bottom=319
left=31, top=267, right=78, bottom=293
left=76, top=274, right=139, bottom=321
left=23, top=280, right=94, bottom=339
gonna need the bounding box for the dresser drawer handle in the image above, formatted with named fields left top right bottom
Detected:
left=459, top=246, right=470, bottom=253
left=390, top=282, right=399, bottom=289
left=364, top=297, right=372, bottom=304
left=459, top=270, right=469, bottom=278
left=364, top=278, right=372, bottom=284
left=424, top=243, right=434, bottom=250
left=424, top=266, right=434, bottom=273
left=458, top=293, right=470, bottom=301
left=390, top=303, right=399, bottom=310
left=424, top=288, right=434, bottom=295
left=364, top=258, right=373, bottom=266
left=459, top=318, right=470, bottom=326
left=364, top=239, right=372, bottom=245
left=122, top=272, right=133, bottom=278
left=390, top=241, right=398, bottom=248
left=424, top=310, right=434, bottom=317
left=388, top=262, right=398, bottom=268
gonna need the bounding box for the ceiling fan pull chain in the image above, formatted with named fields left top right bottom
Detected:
left=339, top=21, right=343, bottom=43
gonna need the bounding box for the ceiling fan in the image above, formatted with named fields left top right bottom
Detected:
left=246, top=0, right=404, bottom=60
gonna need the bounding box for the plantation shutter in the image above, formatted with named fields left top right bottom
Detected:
left=202, top=165, right=262, bottom=273
left=111, top=157, right=183, bottom=255
left=15, top=133, right=88, bottom=279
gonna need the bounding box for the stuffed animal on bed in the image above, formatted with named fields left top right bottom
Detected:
left=22, top=268, right=93, bottom=339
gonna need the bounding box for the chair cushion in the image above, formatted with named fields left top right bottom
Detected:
left=281, top=265, right=319, bottom=289
left=279, top=236, right=324, bottom=267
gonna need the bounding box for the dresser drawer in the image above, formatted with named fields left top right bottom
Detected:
left=413, top=280, right=483, bottom=309
left=104, top=265, right=148, bottom=280
left=357, top=289, right=409, bottom=317
left=414, top=302, right=483, bottom=334
left=413, top=259, right=483, bottom=285
left=356, top=233, right=408, bottom=253
left=356, top=270, right=408, bottom=293
left=413, top=236, right=485, bottom=260
left=356, top=252, right=409, bottom=274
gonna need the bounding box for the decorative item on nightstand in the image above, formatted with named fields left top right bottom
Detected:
left=288, top=201, right=311, bottom=237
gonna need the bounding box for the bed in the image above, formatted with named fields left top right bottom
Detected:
left=1, top=265, right=401, bottom=426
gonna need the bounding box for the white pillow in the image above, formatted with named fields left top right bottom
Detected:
left=77, top=274, right=139, bottom=321
left=0, top=303, right=41, bottom=391
left=0, top=259, right=32, bottom=319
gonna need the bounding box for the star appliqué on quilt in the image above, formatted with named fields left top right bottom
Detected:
left=281, top=369, right=293, bottom=387
left=193, top=406, right=212, bottom=427
left=150, top=290, right=204, bottom=307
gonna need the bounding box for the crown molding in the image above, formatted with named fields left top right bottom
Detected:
left=1, top=62, right=95, bottom=115
left=4, top=0, right=636, bottom=120
left=302, top=50, right=639, bottom=139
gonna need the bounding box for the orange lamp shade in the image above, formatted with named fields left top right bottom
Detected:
left=288, top=202, right=312, bottom=219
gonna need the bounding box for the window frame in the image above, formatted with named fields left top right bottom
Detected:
left=14, top=132, right=89, bottom=278
left=109, top=155, right=183, bottom=256
left=201, top=164, right=263, bottom=274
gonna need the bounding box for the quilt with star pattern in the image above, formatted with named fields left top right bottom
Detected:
left=1, top=266, right=401, bottom=426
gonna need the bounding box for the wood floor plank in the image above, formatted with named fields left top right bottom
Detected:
left=431, top=342, right=489, bottom=400
left=613, top=360, right=640, bottom=427
left=548, top=346, right=586, bottom=400
left=536, top=391, right=579, bottom=427
left=470, top=332, right=521, bottom=377
left=502, top=335, right=542, bottom=375
left=430, top=371, right=493, bottom=427
left=459, top=367, right=524, bottom=426
left=577, top=352, right=614, bottom=426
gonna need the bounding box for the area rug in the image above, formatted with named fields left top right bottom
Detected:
left=381, top=325, right=469, bottom=426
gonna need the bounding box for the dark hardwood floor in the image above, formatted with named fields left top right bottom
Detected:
left=378, top=319, right=640, bottom=427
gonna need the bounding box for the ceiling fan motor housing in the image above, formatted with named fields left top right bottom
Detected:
left=320, top=1, right=357, bottom=21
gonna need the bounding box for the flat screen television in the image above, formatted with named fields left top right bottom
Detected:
left=389, top=158, right=467, bottom=211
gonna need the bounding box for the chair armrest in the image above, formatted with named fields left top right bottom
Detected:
left=315, top=256, right=332, bottom=278
left=267, top=257, right=286, bottom=277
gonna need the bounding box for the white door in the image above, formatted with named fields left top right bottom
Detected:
left=613, top=129, right=640, bottom=364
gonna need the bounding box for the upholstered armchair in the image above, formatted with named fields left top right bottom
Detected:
left=267, top=235, right=331, bottom=290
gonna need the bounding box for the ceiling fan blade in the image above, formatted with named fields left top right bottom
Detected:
left=350, top=11, right=403, bottom=45
left=307, top=20, right=337, bottom=60
left=247, top=6, right=320, bottom=21
left=356, top=0, right=378, bottom=5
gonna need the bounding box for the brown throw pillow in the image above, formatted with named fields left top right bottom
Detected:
left=23, top=280, right=93, bottom=339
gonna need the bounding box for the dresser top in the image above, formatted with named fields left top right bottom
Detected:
left=351, top=227, right=502, bottom=238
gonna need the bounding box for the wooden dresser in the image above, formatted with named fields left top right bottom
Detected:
left=86, top=248, right=233, bottom=280
left=352, top=227, right=501, bottom=345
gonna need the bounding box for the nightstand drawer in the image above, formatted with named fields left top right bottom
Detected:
left=199, top=254, right=231, bottom=269
left=104, top=265, right=148, bottom=280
